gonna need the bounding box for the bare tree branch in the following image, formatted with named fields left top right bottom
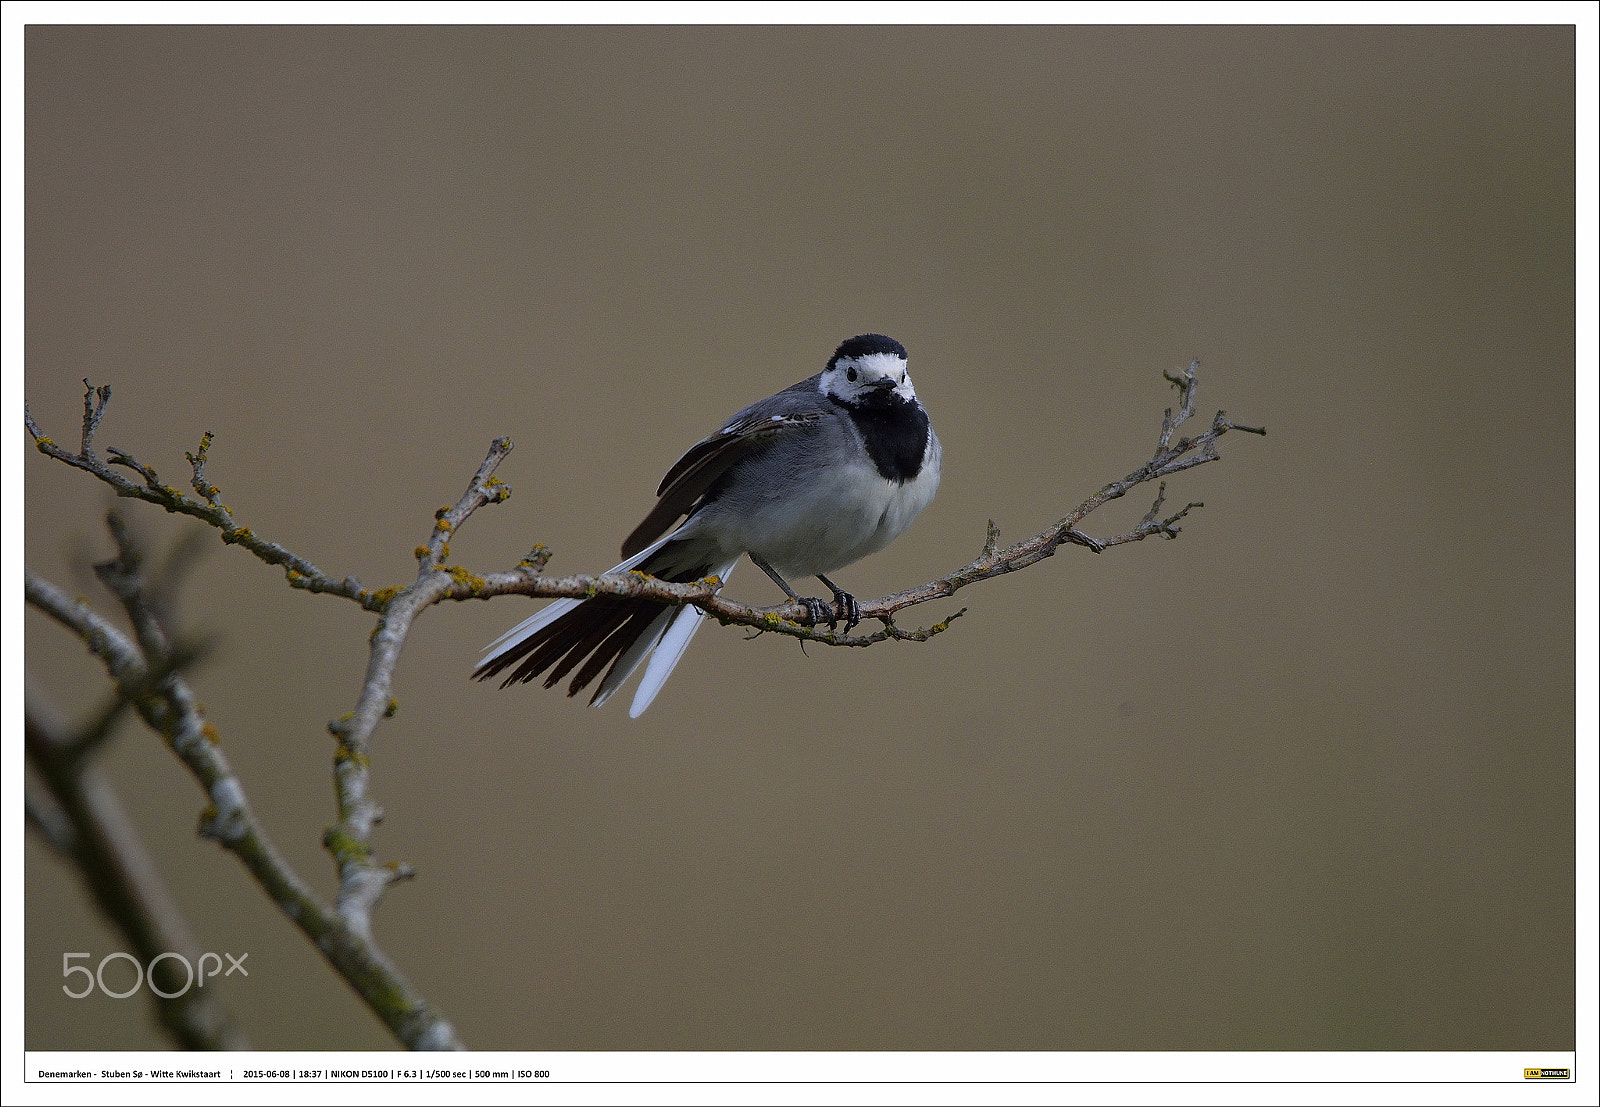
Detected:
left=420, top=359, right=1266, bottom=645
left=28, top=363, right=1263, bottom=648
left=25, top=773, right=79, bottom=858
left=26, top=677, right=250, bottom=1050
left=322, top=438, right=515, bottom=937
left=28, top=364, right=1260, bottom=649
left=25, top=565, right=464, bottom=1050
left=26, top=396, right=374, bottom=606
left=25, top=359, right=1260, bottom=1049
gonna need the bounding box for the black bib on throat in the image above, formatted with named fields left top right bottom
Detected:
left=841, top=396, right=930, bottom=483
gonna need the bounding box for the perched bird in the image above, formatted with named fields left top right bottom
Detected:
left=474, top=334, right=940, bottom=716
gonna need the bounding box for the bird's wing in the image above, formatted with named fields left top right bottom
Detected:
left=620, top=385, right=830, bottom=558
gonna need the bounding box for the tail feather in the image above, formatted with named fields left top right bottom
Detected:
left=474, top=534, right=671, bottom=671
left=629, top=609, right=702, bottom=718
left=475, top=598, right=614, bottom=688
left=474, top=537, right=734, bottom=713
left=540, top=602, right=641, bottom=691
left=590, top=607, right=675, bottom=708
left=568, top=606, right=663, bottom=695
left=480, top=597, right=579, bottom=657
left=627, top=557, right=737, bottom=717
left=475, top=595, right=666, bottom=696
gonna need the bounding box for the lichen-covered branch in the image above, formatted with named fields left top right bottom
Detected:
left=26, top=677, right=250, bottom=1050
left=809, top=359, right=1267, bottom=632
left=25, top=564, right=464, bottom=1050
left=423, top=359, right=1265, bottom=645
left=321, top=438, right=519, bottom=937
left=27, top=389, right=375, bottom=607
left=28, top=362, right=1263, bottom=652
left=25, top=357, right=1259, bottom=1048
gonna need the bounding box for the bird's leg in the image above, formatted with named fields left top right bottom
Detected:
left=814, top=573, right=860, bottom=635
left=750, top=555, right=828, bottom=627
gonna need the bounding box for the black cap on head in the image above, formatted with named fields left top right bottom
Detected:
left=830, top=334, right=907, bottom=367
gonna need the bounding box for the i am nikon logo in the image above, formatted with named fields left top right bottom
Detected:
left=1524, top=1068, right=1571, bottom=1079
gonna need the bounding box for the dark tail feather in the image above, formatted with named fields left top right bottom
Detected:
left=567, top=607, right=663, bottom=698
left=473, top=548, right=711, bottom=700
left=473, top=598, right=656, bottom=697
left=539, top=602, right=638, bottom=691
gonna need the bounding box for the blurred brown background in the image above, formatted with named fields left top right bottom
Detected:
left=24, top=25, right=1575, bottom=1050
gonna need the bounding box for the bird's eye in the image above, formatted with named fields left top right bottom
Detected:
left=846, top=366, right=858, bottom=382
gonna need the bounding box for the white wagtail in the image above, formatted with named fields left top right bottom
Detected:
left=474, top=334, right=941, bottom=717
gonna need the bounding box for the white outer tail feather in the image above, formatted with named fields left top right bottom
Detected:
left=626, top=558, right=738, bottom=717
left=588, top=606, right=673, bottom=709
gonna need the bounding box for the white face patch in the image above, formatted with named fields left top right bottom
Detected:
left=820, top=351, right=916, bottom=405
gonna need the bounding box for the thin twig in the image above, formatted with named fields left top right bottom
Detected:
left=28, top=387, right=372, bottom=606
